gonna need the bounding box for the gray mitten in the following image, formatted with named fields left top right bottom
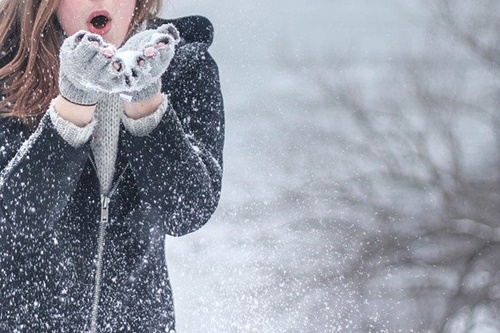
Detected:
left=59, top=31, right=130, bottom=105
left=115, top=24, right=181, bottom=103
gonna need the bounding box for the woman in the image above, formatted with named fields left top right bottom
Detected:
left=0, top=0, right=224, bottom=331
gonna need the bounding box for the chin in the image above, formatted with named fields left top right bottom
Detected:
left=108, top=33, right=127, bottom=47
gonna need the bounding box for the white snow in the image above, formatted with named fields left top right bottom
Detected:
left=163, top=0, right=433, bottom=332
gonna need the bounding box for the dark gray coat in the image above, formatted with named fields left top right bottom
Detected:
left=0, top=16, right=224, bottom=332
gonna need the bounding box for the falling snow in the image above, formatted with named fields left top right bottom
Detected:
left=1, top=0, right=500, bottom=332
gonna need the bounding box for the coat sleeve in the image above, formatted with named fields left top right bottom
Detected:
left=0, top=115, right=91, bottom=233
left=119, top=43, right=224, bottom=237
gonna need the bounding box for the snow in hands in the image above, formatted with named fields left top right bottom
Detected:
left=59, top=24, right=180, bottom=104
left=116, top=23, right=181, bottom=102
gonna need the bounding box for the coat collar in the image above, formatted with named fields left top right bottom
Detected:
left=147, top=15, right=214, bottom=48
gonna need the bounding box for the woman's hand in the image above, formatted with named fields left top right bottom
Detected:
left=55, top=25, right=180, bottom=124
left=58, top=31, right=128, bottom=106
left=115, top=24, right=181, bottom=103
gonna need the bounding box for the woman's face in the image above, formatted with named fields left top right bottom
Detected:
left=56, top=0, right=136, bottom=47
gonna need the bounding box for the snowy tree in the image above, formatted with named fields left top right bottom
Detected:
left=286, top=0, right=500, bottom=332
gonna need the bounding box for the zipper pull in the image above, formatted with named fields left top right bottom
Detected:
left=100, top=195, right=110, bottom=224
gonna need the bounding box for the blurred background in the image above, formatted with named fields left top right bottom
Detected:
left=162, top=0, right=500, bottom=332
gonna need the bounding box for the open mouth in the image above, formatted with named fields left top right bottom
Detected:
left=87, top=11, right=112, bottom=35
left=91, top=15, right=109, bottom=29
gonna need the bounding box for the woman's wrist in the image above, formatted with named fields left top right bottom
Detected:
left=54, top=95, right=96, bottom=127
left=122, top=92, right=163, bottom=120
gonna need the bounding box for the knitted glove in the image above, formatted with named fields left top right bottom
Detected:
left=115, top=24, right=181, bottom=102
left=59, top=31, right=129, bottom=105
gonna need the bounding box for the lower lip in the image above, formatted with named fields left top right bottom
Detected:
left=87, top=21, right=112, bottom=35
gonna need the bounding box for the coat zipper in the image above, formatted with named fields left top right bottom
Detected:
left=89, top=157, right=130, bottom=333
left=89, top=195, right=109, bottom=333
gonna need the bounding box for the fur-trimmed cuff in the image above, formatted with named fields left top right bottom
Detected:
left=48, top=99, right=96, bottom=147
left=120, top=94, right=169, bottom=136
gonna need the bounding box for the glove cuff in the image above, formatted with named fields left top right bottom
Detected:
left=127, top=79, right=161, bottom=103
left=59, top=74, right=102, bottom=106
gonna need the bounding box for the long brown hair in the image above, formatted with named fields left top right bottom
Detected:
left=0, top=0, right=163, bottom=127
